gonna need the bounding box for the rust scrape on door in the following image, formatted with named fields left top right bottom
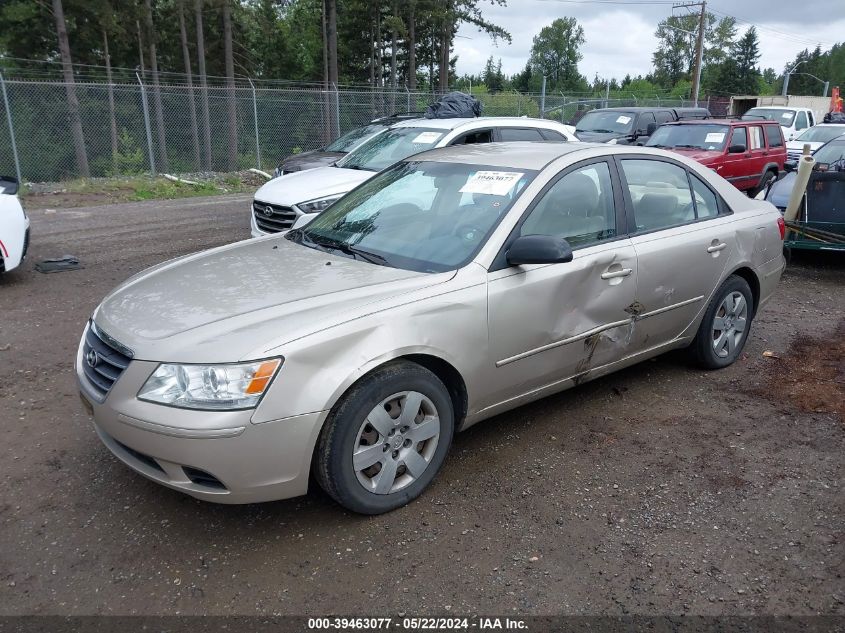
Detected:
left=625, top=301, right=646, bottom=317
left=572, top=319, right=636, bottom=385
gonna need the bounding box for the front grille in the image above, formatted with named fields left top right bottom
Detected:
left=81, top=323, right=132, bottom=402
left=253, top=200, right=298, bottom=233
left=787, top=150, right=803, bottom=162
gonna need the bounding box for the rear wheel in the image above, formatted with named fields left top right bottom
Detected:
left=314, top=361, right=454, bottom=514
left=690, top=275, right=754, bottom=369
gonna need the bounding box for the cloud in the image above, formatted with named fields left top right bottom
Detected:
left=454, top=0, right=845, bottom=88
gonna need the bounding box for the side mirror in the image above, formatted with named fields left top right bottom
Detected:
left=507, top=235, right=573, bottom=266
left=646, top=122, right=657, bottom=136
left=0, top=175, right=18, bottom=195
left=783, top=160, right=797, bottom=173
left=728, top=144, right=746, bottom=154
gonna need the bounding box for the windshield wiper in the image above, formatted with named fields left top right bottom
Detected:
left=585, top=128, right=614, bottom=133
left=302, top=232, right=389, bottom=266
left=672, top=144, right=702, bottom=149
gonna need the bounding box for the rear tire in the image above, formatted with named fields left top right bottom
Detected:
left=314, top=361, right=454, bottom=515
left=690, top=275, right=754, bottom=369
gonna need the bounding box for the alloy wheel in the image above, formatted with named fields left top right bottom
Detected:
left=712, top=291, right=748, bottom=358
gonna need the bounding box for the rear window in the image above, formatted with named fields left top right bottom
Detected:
left=764, top=124, right=784, bottom=148
left=499, top=128, right=545, bottom=142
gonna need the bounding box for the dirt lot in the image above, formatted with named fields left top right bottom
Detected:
left=0, top=196, right=842, bottom=617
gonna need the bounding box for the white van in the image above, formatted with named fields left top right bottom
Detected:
left=742, top=106, right=816, bottom=142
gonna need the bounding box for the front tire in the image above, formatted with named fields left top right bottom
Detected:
left=314, top=361, right=454, bottom=514
left=690, top=275, right=754, bottom=369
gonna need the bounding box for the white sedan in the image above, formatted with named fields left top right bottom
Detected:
left=0, top=176, right=29, bottom=274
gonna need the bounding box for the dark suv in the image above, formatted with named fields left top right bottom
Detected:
left=574, top=106, right=709, bottom=144
left=646, top=119, right=786, bottom=196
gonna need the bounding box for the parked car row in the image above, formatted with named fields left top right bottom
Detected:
left=252, top=116, right=577, bottom=236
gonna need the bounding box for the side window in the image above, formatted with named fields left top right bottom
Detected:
left=638, top=112, right=656, bottom=133
left=451, top=130, right=493, bottom=145
left=520, top=162, right=616, bottom=248
left=499, top=127, right=545, bottom=142
left=539, top=129, right=567, bottom=141
left=690, top=174, right=720, bottom=219
left=748, top=126, right=764, bottom=150
left=765, top=124, right=784, bottom=148
left=620, top=159, right=695, bottom=232
left=731, top=127, right=748, bottom=150
left=795, top=111, right=808, bottom=130
left=655, top=111, right=674, bottom=124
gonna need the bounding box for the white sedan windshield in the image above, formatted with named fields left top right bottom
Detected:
left=289, top=160, right=537, bottom=272
left=337, top=127, right=445, bottom=172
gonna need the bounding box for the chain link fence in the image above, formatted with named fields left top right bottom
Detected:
left=0, top=75, right=703, bottom=183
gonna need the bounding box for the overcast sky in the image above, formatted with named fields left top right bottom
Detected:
left=454, top=0, right=843, bottom=89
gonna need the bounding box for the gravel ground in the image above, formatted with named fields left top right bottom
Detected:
left=0, top=196, right=842, bottom=617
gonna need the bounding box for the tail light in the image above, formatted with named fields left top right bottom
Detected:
left=777, top=216, right=785, bottom=240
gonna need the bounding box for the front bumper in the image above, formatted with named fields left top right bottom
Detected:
left=77, top=336, right=327, bottom=504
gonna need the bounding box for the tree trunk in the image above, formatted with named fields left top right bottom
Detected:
left=326, top=0, right=338, bottom=140
left=408, top=2, right=416, bottom=91
left=144, top=0, right=168, bottom=171
left=103, top=27, right=118, bottom=170
left=178, top=0, right=202, bottom=170
left=390, top=2, right=398, bottom=89
left=194, top=0, right=212, bottom=170
left=222, top=0, right=238, bottom=171
left=429, top=29, right=435, bottom=92
left=321, top=0, right=330, bottom=145
left=136, top=19, right=145, bottom=73
left=439, top=20, right=450, bottom=92
left=389, top=2, right=398, bottom=113
left=52, top=0, right=89, bottom=177
left=375, top=6, right=383, bottom=88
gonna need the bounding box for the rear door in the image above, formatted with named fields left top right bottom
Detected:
left=484, top=159, right=637, bottom=408
left=616, top=156, right=736, bottom=350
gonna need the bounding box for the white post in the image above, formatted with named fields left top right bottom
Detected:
left=136, top=72, right=156, bottom=175
left=0, top=73, right=22, bottom=184
left=248, top=78, right=261, bottom=169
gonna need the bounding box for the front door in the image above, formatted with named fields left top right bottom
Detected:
left=484, top=160, right=638, bottom=410
left=617, top=157, right=736, bottom=351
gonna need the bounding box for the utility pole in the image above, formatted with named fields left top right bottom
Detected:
left=672, top=1, right=706, bottom=107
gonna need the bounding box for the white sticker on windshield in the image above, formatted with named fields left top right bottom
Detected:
left=782, top=112, right=792, bottom=119
left=616, top=115, right=632, bottom=124
left=459, top=171, right=524, bottom=196
left=412, top=131, right=443, bottom=144
left=704, top=132, right=725, bottom=143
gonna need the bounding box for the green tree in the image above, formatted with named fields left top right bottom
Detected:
left=528, top=17, right=585, bottom=92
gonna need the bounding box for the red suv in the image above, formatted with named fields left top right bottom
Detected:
left=646, top=119, right=786, bottom=196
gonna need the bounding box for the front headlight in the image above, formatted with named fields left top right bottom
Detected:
left=137, top=359, right=282, bottom=410
left=297, top=195, right=341, bottom=215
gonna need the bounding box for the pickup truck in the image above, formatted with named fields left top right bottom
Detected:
left=742, top=106, right=816, bottom=142
left=574, top=106, right=710, bottom=145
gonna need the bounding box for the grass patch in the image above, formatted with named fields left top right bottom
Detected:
left=21, top=173, right=262, bottom=209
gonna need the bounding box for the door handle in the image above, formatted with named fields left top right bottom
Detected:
left=707, top=242, right=727, bottom=253
left=601, top=267, right=633, bottom=280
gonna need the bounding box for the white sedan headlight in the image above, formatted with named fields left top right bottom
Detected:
left=297, top=195, right=341, bottom=215
left=138, top=359, right=282, bottom=410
